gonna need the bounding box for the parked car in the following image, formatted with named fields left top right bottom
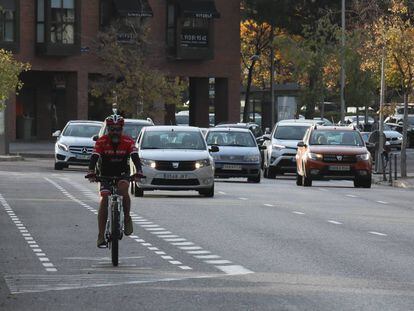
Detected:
left=342, top=115, right=374, bottom=125
left=353, top=124, right=402, bottom=150
left=53, top=120, right=103, bottom=170
left=215, top=122, right=263, bottom=138
left=296, top=125, right=372, bottom=188
left=98, top=118, right=154, bottom=141
left=175, top=110, right=215, bottom=127
left=262, top=119, right=314, bottom=178
left=385, top=115, right=414, bottom=148
left=130, top=126, right=218, bottom=197
left=205, top=127, right=263, bottom=183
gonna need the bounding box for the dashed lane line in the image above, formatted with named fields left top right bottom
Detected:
left=0, top=193, right=57, bottom=272
left=327, top=220, right=342, bottom=225
left=376, top=201, right=388, bottom=205
left=369, top=231, right=388, bottom=237
left=292, top=211, right=305, bottom=215
left=45, top=178, right=193, bottom=271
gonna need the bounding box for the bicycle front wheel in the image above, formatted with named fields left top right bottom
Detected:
left=111, top=206, right=120, bottom=266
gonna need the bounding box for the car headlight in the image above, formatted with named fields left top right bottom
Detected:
left=244, top=155, right=260, bottom=162
left=195, top=159, right=211, bottom=169
left=356, top=153, right=370, bottom=161
left=307, top=152, right=323, bottom=161
left=141, top=159, right=156, bottom=168
left=272, top=144, right=285, bottom=150
left=397, top=136, right=403, bottom=140
left=57, top=143, right=68, bottom=151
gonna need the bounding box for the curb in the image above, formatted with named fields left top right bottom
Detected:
left=17, top=153, right=54, bottom=159
left=0, top=155, right=24, bottom=162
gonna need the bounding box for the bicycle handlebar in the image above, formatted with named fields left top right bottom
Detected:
left=85, top=175, right=146, bottom=183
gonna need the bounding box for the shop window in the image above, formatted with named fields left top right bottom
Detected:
left=36, top=0, right=80, bottom=56
left=0, top=0, right=19, bottom=52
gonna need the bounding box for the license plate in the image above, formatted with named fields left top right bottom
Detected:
left=164, top=173, right=188, bottom=179
left=76, top=154, right=90, bottom=160
left=329, top=165, right=350, bottom=171
left=223, top=164, right=242, bottom=170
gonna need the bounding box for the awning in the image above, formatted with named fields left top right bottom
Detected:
left=178, top=0, right=220, bottom=19
left=114, top=0, right=153, bottom=17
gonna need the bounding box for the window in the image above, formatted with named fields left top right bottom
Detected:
left=50, top=0, right=75, bottom=44
left=0, top=0, right=16, bottom=42
left=166, top=3, right=175, bottom=49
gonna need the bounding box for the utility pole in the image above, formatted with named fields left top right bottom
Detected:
left=340, top=0, right=346, bottom=124
left=270, top=25, right=276, bottom=128
left=377, top=51, right=385, bottom=173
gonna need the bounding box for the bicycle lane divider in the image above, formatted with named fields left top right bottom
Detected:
left=44, top=177, right=194, bottom=271
left=0, top=193, right=57, bottom=272
left=58, top=177, right=255, bottom=276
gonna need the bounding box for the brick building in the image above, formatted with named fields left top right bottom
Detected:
left=0, top=0, right=240, bottom=140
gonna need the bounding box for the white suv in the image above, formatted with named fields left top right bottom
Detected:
left=263, top=120, right=314, bottom=178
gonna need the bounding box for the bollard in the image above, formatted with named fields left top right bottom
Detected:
left=394, top=153, right=398, bottom=180
left=381, top=153, right=387, bottom=181
left=389, top=154, right=393, bottom=185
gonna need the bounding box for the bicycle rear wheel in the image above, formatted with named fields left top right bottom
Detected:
left=111, top=206, right=120, bottom=266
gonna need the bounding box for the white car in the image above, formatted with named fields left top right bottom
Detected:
left=53, top=120, right=103, bottom=170
left=263, top=120, right=314, bottom=178
left=131, top=126, right=218, bottom=197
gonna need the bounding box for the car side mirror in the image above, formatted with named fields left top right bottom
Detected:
left=398, top=121, right=404, bottom=126
left=52, top=130, right=61, bottom=137
left=297, top=141, right=306, bottom=148
left=92, top=135, right=99, bottom=141
left=209, top=145, right=219, bottom=152
left=365, top=142, right=375, bottom=149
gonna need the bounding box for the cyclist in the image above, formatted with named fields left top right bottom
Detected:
left=86, top=114, right=142, bottom=247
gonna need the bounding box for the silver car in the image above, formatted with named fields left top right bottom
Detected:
left=263, top=120, right=313, bottom=178
left=131, top=126, right=217, bottom=197
left=53, top=120, right=103, bottom=170
left=206, top=128, right=262, bottom=183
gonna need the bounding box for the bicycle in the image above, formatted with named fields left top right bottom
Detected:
left=86, top=175, right=136, bottom=266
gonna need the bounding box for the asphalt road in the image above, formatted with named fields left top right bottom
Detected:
left=0, top=159, right=413, bottom=311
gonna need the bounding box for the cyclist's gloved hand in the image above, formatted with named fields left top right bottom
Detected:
left=85, top=171, right=97, bottom=182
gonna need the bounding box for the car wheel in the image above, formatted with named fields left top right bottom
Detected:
left=199, top=185, right=214, bottom=197
left=296, top=173, right=302, bottom=186
left=267, top=168, right=276, bottom=179
left=248, top=172, right=261, bottom=183
left=303, top=175, right=312, bottom=187
left=134, top=184, right=144, bottom=197
left=54, top=162, right=64, bottom=170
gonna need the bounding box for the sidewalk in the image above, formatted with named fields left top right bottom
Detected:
left=2, top=141, right=54, bottom=160
left=372, top=172, right=414, bottom=189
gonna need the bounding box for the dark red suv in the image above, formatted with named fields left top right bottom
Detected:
left=296, top=126, right=372, bottom=188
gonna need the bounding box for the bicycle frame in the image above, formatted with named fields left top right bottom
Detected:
left=105, top=191, right=124, bottom=243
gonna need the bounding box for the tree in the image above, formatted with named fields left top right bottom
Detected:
left=90, top=18, right=184, bottom=121
left=0, top=49, right=30, bottom=110
left=368, top=0, right=414, bottom=177
left=240, top=19, right=272, bottom=122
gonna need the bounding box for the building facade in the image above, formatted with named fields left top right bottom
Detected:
left=0, top=0, right=240, bottom=140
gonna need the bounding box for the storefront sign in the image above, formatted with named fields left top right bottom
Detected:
left=180, top=29, right=208, bottom=47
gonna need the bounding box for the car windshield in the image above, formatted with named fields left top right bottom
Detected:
left=104, top=123, right=146, bottom=141
left=141, top=131, right=206, bottom=150
left=274, top=125, right=310, bottom=140
left=206, top=131, right=256, bottom=147
left=396, top=107, right=414, bottom=114
left=62, top=124, right=101, bottom=138
left=310, top=130, right=364, bottom=146
left=408, top=116, right=414, bottom=125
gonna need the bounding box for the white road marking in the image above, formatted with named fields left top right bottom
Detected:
left=140, top=224, right=159, bottom=228
left=263, top=204, right=273, bottom=207
left=218, top=191, right=226, bottom=195
left=155, top=251, right=166, bottom=255
left=151, top=231, right=172, bottom=235
left=169, top=261, right=183, bottom=265
left=161, top=256, right=173, bottom=260
left=147, top=247, right=159, bottom=251
left=376, top=201, right=388, bottom=205
left=145, top=228, right=167, bottom=231
left=205, top=260, right=232, bottom=264
left=179, top=246, right=203, bottom=250
left=171, top=242, right=194, bottom=246
left=318, top=188, right=328, bottom=192
left=187, top=250, right=211, bottom=254
left=369, top=231, right=388, bottom=236
left=179, top=266, right=193, bottom=270
left=293, top=211, right=305, bottom=215
left=346, top=194, right=357, bottom=198
left=215, top=265, right=254, bottom=275
left=157, top=235, right=179, bottom=238
left=327, top=220, right=342, bottom=225
left=239, top=198, right=248, bottom=200
left=0, top=193, right=57, bottom=273
left=164, top=238, right=187, bottom=242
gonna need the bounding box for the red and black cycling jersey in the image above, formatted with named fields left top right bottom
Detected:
left=92, top=135, right=139, bottom=177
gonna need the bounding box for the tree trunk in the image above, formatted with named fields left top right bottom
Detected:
left=400, top=92, right=409, bottom=177
left=243, top=61, right=256, bottom=123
